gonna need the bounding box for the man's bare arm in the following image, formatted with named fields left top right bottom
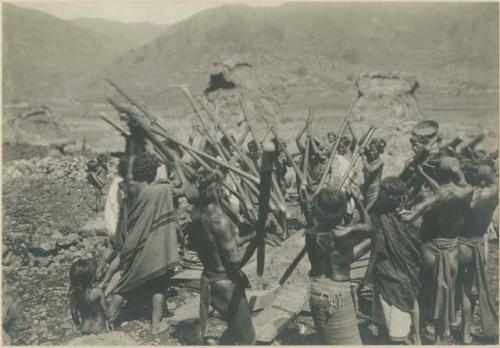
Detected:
left=361, top=156, right=383, bottom=173
left=353, top=238, right=372, bottom=261
left=333, top=193, right=373, bottom=239
left=417, top=164, right=440, bottom=193
left=400, top=184, right=472, bottom=221
left=99, top=254, right=120, bottom=289
left=295, top=120, right=308, bottom=153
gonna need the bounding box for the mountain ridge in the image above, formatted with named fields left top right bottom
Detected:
left=4, top=2, right=498, bottom=105
left=2, top=3, right=140, bottom=103
left=70, top=17, right=169, bottom=48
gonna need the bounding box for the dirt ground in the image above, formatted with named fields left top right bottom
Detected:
left=2, top=93, right=499, bottom=345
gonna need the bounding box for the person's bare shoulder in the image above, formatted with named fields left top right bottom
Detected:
left=208, top=209, right=233, bottom=236
left=474, top=185, right=498, bottom=205
left=88, top=287, right=104, bottom=302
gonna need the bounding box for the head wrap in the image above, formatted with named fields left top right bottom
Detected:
left=379, top=177, right=406, bottom=203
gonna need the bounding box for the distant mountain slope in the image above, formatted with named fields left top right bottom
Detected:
left=71, top=18, right=169, bottom=48
left=4, top=2, right=497, bottom=105
left=2, top=4, right=134, bottom=103
left=84, top=2, right=497, bottom=106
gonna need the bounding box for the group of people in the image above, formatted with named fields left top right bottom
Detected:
left=69, top=102, right=498, bottom=345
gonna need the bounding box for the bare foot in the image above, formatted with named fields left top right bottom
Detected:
left=412, top=334, right=422, bottom=345
left=151, top=319, right=169, bottom=335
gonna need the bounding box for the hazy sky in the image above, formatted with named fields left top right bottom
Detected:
left=8, top=1, right=283, bottom=24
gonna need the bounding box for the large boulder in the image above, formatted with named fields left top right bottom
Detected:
left=3, top=105, right=75, bottom=147
left=352, top=71, right=424, bottom=121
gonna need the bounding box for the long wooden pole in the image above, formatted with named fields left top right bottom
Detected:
left=99, top=114, right=131, bottom=137
left=269, top=126, right=307, bottom=184
left=239, top=98, right=261, bottom=150
left=107, top=97, right=189, bottom=188
left=315, top=97, right=358, bottom=194
left=256, top=142, right=275, bottom=289
left=339, top=127, right=376, bottom=189
left=105, top=79, right=170, bottom=135
left=238, top=98, right=288, bottom=208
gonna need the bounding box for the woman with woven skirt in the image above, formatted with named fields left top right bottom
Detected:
left=305, top=186, right=373, bottom=344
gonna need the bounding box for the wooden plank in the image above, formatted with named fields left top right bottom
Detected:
left=172, top=269, right=202, bottom=281
left=253, top=282, right=308, bottom=343
left=350, top=251, right=370, bottom=281
left=166, top=296, right=199, bottom=324
left=170, top=229, right=369, bottom=343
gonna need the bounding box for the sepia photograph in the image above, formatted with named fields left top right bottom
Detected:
left=2, top=0, right=499, bottom=345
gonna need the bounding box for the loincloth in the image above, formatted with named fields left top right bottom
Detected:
left=458, top=236, right=498, bottom=336
left=423, top=238, right=458, bottom=332
left=309, top=277, right=361, bottom=345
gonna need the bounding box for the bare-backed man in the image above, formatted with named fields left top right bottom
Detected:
left=458, top=164, right=498, bottom=343
left=400, top=156, right=473, bottom=344
left=185, top=170, right=256, bottom=345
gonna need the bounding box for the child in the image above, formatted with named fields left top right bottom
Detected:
left=69, top=259, right=108, bottom=335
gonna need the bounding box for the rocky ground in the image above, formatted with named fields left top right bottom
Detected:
left=2, top=135, right=498, bottom=345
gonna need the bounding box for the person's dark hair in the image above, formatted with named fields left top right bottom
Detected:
left=117, top=156, right=129, bottom=178
left=194, top=169, right=225, bottom=205
left=220, top=135, right=235, bottom=150
left=69, top=259, right=97, bottom=303
left=337, top=136, right=351, bottom=153
left=247, top=140, right=258, bottom=153
left=86, top=159, right=99, bottom=172
left=203, top=141, right=217, bottom=157
left=132, top=153, right=159, bottom=183
left=370, top=138, right=386, bottom=154
left=313, top=188, right=347, bottom=226
left=374, top=176, right=406, bottom=213
left=96, top=154, right=108, bottom=167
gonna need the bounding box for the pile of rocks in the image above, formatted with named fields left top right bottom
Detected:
left=4, top=156, right=119, bottom=182
left=4, top=156, right=89, bottom=181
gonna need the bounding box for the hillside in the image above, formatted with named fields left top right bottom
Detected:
left=2, top=4, right=134, bottom=103
left=81, top=2, right=498, bottom=107
left=4, top=2, right=498, bottom=105
left=71, top=18, right=169, bottom=48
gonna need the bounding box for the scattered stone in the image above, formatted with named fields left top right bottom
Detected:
left=29, top=237, right=57, bottom=257
left=206, top=337, right=217, bottom=345
left=60, top=323, right=73, bottom=330
left=79, top=216, right=107, bottom=236
left=55, top=233, right=81, bottom=248
left=66, top=331, right=138, bottom=345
